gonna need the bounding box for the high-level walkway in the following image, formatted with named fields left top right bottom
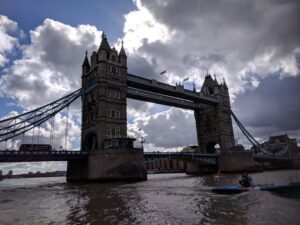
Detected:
left=127, top=73, right=218, bottom=109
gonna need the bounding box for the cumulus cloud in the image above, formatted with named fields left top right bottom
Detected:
left=0, top=15, right=20, bottom=67
left=0, top=111, right=81, bottom=150
left=128, top=108, right=198, bottom=150
left=0, top=18, right=102, bottom=109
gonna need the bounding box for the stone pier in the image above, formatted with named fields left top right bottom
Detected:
left=218, top=151, right=262, bottom=172
left=67, top=149, right=147, bottom=182
left=185, top=162, right=217, bottom=174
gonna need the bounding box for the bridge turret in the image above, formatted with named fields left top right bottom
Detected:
left=119, top=40, right=127, bottom=67
left=81, top=51, right=90, bottom=86
left=98, top=32, right=111, bottom=61
left=81, top=34, right=128, bottom=151
left=194, top=74, right=235, bottom=153
left=82, top=50, right=90, bottom=75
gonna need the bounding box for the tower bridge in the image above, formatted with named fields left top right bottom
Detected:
left=0, top=34, right=293, bottom=181
left=81, top=33, right=234, bottom=153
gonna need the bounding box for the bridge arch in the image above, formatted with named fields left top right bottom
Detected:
left=206, top=142, right=220, bottom=154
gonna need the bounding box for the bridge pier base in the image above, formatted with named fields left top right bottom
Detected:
left=67, top=149, right=147, bottom=182
left=185, top=162, right=217, bottom=174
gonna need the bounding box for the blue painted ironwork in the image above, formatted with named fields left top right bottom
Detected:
left=0, top=150, right=88, bottom=162
left=0, top=78, right=99, bottom=142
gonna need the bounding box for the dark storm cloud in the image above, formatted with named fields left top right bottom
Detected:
left=137, top=0, right=300, bottom=80
left=233, top=75, right=300, bottom=132
left=127, top=53, right=160, bottom=80
left=141, top=0, right=300, bottom=53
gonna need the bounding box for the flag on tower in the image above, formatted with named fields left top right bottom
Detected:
left=160, top=70, right=167, bottom=75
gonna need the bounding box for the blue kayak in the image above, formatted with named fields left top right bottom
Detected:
left=211, top=185, right=253, bottom=194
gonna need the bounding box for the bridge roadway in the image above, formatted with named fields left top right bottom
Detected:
left=0, top=150, right=217, bottom=165
left=0, top=150, right=89, bottom=162
left=0, top=150, right=290, bottom=164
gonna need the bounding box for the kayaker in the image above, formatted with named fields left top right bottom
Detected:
left=239, top=173, right=253, bottom=187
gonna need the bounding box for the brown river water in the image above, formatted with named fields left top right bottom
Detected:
left=0, top=170, right=299, bottom=225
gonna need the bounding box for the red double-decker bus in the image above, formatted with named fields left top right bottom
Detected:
left=19, top=144, right=52, bottom=152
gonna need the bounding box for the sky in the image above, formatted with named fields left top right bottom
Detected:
left=0, top=0, right=299, bottom=174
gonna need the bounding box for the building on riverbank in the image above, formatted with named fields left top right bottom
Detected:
left=261, top=134, right=298, bottom=153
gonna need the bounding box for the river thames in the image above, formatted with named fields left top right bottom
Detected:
left=0, top=170, right=299, bottom=225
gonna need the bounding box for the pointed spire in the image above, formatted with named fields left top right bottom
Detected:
left=82, top=50, right=90, bottom=68
left=119, top=39, right=126, bottom=57
left=223, top=77, right=228, bottom=89
left=98, top=31, right=111, bottom=52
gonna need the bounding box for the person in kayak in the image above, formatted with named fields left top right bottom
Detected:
left=239, top=173, right=253, bottom=187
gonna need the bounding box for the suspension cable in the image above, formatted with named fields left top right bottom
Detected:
left=51, top=115, right=55, bottom=147
left=31, top=126, right=35, bottom=150
left=22, top=123, right=25, bottom=144
left=0, top=77, right=99, bottom=143
left=50, top=116, right=54, bottom=146
left=65, top=105, right=69, bottom=150
left=37, top=125, right=40, bottom=145
left=231, top=111, right=260, bottom=146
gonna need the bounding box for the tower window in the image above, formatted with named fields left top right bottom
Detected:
left=115, top=111, right=120, bottom=118
left=112, top=65, right=116, bottom=73
left=114, top=91, right=120, bottom=99
left=107, top=126, right=111, bottom=137
left=107, top=109, right=111, bottom=117
left=116, top=127, right=120, bottom=137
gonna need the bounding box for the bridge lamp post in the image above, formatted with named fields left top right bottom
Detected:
left=140, top=136, right=145, bottom=150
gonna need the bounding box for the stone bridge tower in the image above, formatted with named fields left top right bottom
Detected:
left=194, top=75, right=235, bottom=153
left=68, top=34, right=146, bottom=182
left=81, top=33, right=128, bottom=151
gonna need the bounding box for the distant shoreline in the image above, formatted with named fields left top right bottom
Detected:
left=1, top=171, right=66, bottom=180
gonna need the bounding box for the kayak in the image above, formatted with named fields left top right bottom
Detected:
left=211, top=182, right=300, bottom=195
left=211, top=185, right=254, bottom=194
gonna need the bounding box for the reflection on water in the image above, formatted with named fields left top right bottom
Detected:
left=0, top=170, right=299, bottom=225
